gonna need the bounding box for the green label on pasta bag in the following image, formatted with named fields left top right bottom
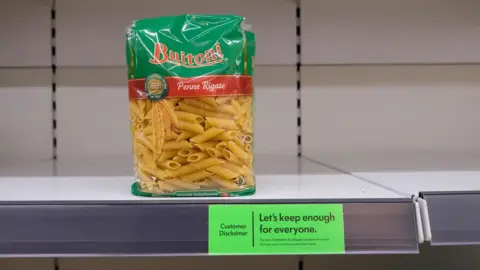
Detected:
left=209, top=204, right=345, bottom=255
left=126, top=14, right=255, bottom=78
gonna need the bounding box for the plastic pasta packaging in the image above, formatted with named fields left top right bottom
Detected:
left=126, top=14, right=256, bottom=197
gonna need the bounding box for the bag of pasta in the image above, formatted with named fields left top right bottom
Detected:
left=127, top=14, right=255, bottom=197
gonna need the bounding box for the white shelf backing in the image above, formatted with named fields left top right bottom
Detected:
left=301, top=0, right=480, bottom=64
left=56, top=67, right=297, bottom=158
left=0, top=69, right=53, bottom=161
left=302, top=65, right=480, bottom=158
left=0, top=0, right=51, bottom=67
left=55, top=0, right=296, bottom=66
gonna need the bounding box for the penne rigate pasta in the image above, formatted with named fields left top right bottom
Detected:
left=180, top=170, right=213, bottom=182
left=173, top=155, right=188, bottom=164
left=215, top=141, right=228, bottom=150
left=165, top=132, right=179, bottom=141
left=206, top=165, right=240, bottom=180
left=222, top=149, right=245, bottom=166
left=177, top=131, right=196, bottom=141
left=163, top=140, right=193, bottom=150
left=194, top=141, right=219, bottom=151
left=178, top=148, right=198, bottom=157
left=128, top=14, right=255, bottom=197
left=215, top=96, right=232, bottom=104
left=205, top=117, right=237, bottom=130
left=212, top=130, right=240, bottom=141
left=210, top=176, right=239, bottom=190
left=206, top=147, right=223, bottom=158
left=187, top=152, right=209, bottom=163
left=190, top=127, right=224, bottom=143
left=159, top=160, right=182, bottom=170
left=175, top=111, right=204, bottom=124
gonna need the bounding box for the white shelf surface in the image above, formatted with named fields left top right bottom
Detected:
left=0, top=156, right=419, bottom=256
left=0, top=156, right=405, bottom=202
left=311, top=153, right=480, bottom=196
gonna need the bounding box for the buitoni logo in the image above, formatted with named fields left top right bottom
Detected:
left=149, top=42, right=224, bottom=67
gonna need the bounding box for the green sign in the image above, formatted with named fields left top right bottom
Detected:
left=208, top=204, right=345, bottom=255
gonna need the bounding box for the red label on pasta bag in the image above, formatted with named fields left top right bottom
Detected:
left=128, top=75, right=253, bottom=100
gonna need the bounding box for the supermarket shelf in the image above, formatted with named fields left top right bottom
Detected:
left=0, top=156, right=418, bottom=256
left=311, top=153, right=480, bottom=246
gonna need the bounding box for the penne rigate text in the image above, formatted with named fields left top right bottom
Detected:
left=126, top=14, right=256, bottom=197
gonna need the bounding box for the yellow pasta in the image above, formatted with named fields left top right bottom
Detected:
left=195, top=178, right=218, bottom=188
left=137, top=170, right=154, bottom=183
left=178, top=148, right=198, bottom=157
left=141, top=167, right=170, bottom=180
left=131, top=95, right=256, bottom=195
left=184, top=99, right=216, bottom=111
left=216, top=104, right=236, bottom=114
left=162, top=179, right=201, bottom=190
left=173, top=155, right=188, bottom=164
left=177, top=131, right=196, bottom=141
left=215, top=96, right=232, bottom=104
left=143, top=125, right=153, bottom=136
left=178, top=102, right=205, bottom=116
left=139, top=146, right=154, bottom=167
left=190, top=157, right=225, bottom=170
left=158, top=181, right=177, bottom=192
left=206, top=147, right=222, bottom=157
left=166, top=164, right=197, bottom=177
left=144, top=108, right=153, bottom=119
left=194, top=141, right=219, bottom=151
left=222, top=149, right=244, bottom=166
left=206, top=165, right=240, bottom=180
left=158, top=150, right=178, bottom=162
left=212, top=130, right=240, bottom=141
left=130, top=102, right=143, bottom=120
left=168, top=98, right=180, bottom=107
left=165, top=132, right=179, bottom=141
left=128, top=15, right=255, bottom=196
left=187, top=152, right=209, bottom=163
left=163, top=140, right=193, bottom=150
left=242, top=165, right=255, bottom=186
left=221, top=163, right=244, bottom=174
left=198, top=97, right=217, bottom=107
left=206, top=117, right=237, bottom=130
left=175, top=111, right=204, bottom=124
left=178, top=102, right=233, bottom=119
left=226, top=141, right=248, bottom=162
left=159, top=160, right=182, bottom=170
left=180, top=170, right=213, bottom=182
left=136, top=135, right=154, bottom=151
left=190, top=127, right=224, bottom=143
left=231, top=99, right=243, bottom=114
left=204, top=110, right=234, bottom=120
left=234, top=136, right=245, bottom=148
left=137, top=99, right=147, bottom=111
left=160, top=100, right=179, bottom=128
left=178, top=120, right=204, bottom=134
left=215, top=141, right=228, bottom=150
left=210, top=176, right=239, bottom=189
